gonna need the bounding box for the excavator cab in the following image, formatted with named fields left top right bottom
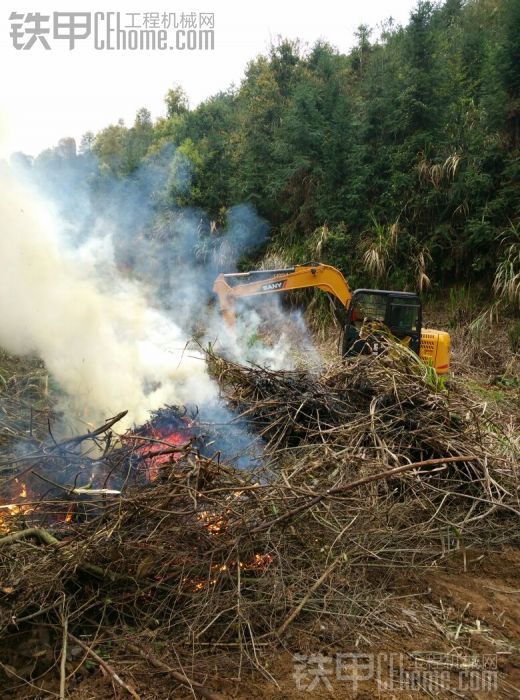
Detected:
left=342, top=290, right=422, bottom=356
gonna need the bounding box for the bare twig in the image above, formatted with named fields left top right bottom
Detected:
left=126, top=642, right=225, bottom=700
left=68, top=633, right=141, bottom=700
left=60, top=604, right=68, bottom=700
left=277, top=555, right=342, bottom=636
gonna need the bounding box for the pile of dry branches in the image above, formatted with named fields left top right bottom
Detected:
left=0, top=348, right=518, bottom=698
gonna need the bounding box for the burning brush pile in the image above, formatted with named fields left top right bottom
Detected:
left=0, top=344, right=518, bottom=698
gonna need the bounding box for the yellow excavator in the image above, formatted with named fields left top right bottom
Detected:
left=213, top=263, right=451, bottom=374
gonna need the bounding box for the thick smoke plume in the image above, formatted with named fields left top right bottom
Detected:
left=1, top=139, right=320, bottom=434
left=0, top=168, right=218, bottom=428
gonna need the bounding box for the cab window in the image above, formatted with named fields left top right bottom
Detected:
left=388, top=298, right=420, bottom=333
left=351, top=293, right=387, bottom=328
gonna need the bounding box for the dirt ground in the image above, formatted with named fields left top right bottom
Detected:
left=235, top=549, right=520, bottom=699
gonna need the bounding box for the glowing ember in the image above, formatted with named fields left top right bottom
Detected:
left=197, top=510, right=226, bottom=534
left=126, top=407, right=198, bottom=481
left=1, top=479, right=33, bottom=524
left=188, top=553, right=273, bottom=592
left=0, top=504, right=22, bottom=515
left=12, top=478, right=28, bottom=499
left=138, top=428, right=191, bottom=480
left=0, top=502, right=34, bottom=532
left=245, top=553, right=273, bottom=570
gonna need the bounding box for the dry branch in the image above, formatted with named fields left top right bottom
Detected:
left=126, top=642, right=225, bottom=700
left=0, top=351, right=517, bottom=697
left=68, top=633, right=141, bottom=700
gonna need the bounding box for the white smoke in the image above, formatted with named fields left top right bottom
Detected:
left=0, top=168, right=218, bottom=429
left=205, top=296, right=322, bottom=371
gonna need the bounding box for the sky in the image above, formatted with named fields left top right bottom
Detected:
left=0, top=0, right=420, bottom=158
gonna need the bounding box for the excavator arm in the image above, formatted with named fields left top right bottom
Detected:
left=213, top=263, right=352, bottom=325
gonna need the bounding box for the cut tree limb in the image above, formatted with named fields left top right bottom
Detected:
left=0, top=527, right=60, bottom=548
left=68, top=633, right=141, bottom=700
left=126, top=642, right=225, bottom=700
left=277, top=555, right=342, bottom=636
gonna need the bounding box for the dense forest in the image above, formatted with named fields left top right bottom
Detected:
left=13, top=0, right=520, bottom=303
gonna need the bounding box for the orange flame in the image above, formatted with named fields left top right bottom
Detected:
left=129, top=423, right=194, bottom=481
left=0, top=502, right=34, bottom=532
left=1, top=480, right=34, bottom=531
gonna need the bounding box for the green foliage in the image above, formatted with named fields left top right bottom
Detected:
left=508, top=320, right=520, bottom=353
left=40, top=0, right=518, bottom=295
left=448, top=285, right=480, bottom=327
left=493, top=223, right=520, bottom=308
left=164, top=85, right=189, bottom=118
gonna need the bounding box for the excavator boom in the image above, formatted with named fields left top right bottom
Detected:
left=213, top=264, right=352, bottom=325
